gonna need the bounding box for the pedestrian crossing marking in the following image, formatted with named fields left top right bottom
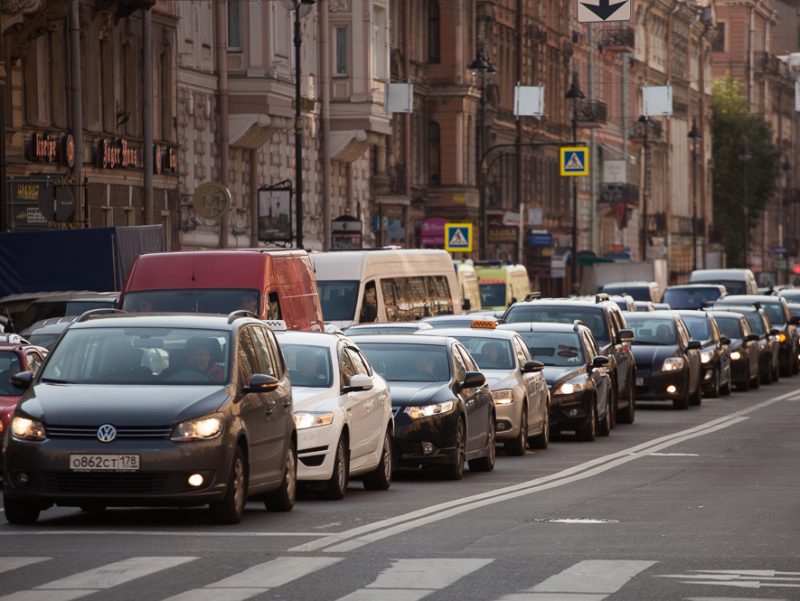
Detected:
left=565, top=153, right=584, bottom=171
left=559, top=146, right=589, bottom=176
left=449, top=228, right=468, bottom=247
left=444, top=223, right=473, bottom=252
left=0, top=558, right=50, bottom=575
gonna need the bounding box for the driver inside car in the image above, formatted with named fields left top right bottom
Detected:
left=185, top=337, right=225, bottom=383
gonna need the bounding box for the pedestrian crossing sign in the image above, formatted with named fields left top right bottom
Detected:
left=560, top=146, right=589, bottom=176
left=444, top=223, right=473, bottom=252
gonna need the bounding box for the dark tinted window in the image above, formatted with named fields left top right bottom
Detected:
left=515, top=331, right=585, bottom=367
left=316, top=280, right=359, bottom=322
left=743, top=312, right=765, bottom=334
left=681, top=316, right=711, bottom=341
left=359, top=343, right=451, bottom=382
left=602, top=284, right=652, bottom=302
left=663, top=287, right=722, bottom=309
left=479, top=283, right=506, bottom=308
left=281, top=344, right=332, bottom=388
left=448, top=336, right=515, bottom=370
left=626, top=317, right=677, bottom=345
left=505, top=305, right=609, bottom=344
left=0, top=351, right=22, bottom=395
left=715, top=316, right=743, bottom=339
left=123, top=289, right=258, bottom=315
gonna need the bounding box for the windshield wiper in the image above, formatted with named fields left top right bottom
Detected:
left=41, top=377, right=73, bottom=384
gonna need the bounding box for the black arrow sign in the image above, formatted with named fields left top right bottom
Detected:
left=581, top=0, right=627, bottom=21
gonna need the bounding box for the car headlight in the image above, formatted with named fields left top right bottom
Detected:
left=730, top=351, right=742, bottom=361
left=171, top=413, right=224, bottom=441
left=404, top=400, right=455, bottom=419
left=491, top=389, right=514, bottom=405
left=701, top=350, right=714, bottom=364
left=554, top=381, right=584, bottom=395
left=662, top=357, right=685, bottom=372
left=11, top=416, right=46, bottom=442
left=294, top=412, right=335, bottom=429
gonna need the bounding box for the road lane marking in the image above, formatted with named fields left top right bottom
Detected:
left=160, top=556, right=342, bottom=601
left=660, top=569, right=800, bottom=589
left=334, top=558, right=493, bottom=601
left=0, top=558, right=50, bottom=574
left=0, top=530, right=322, bottom=538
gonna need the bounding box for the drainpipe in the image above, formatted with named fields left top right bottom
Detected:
left=320, top=0, right=332, bottom=249
left=250, top=149, right=258, bottom=245
left=215, top=0, right=230, bottom=248
left=665, top=0, right=682, bottom=274
left=69, top=0, right=84, bottom=226
left=142, top=6, right=153, bottom=225
left=699, top=20, right=712, bottom=268
left=515, top=0, right=523, bottom=265
left=403, top=0, right=411, bottom=201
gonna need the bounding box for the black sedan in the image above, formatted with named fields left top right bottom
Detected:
left=707, top=309, right=760, bottom=391
left=500, top=322, right=612, bottom=442
left=712, top=304, right=780, bottom=385
left=357, top=336, right=495, bottom=480
left=625, top=313, right=702, bottom=410
left=675, top=310, right=732, bottom=397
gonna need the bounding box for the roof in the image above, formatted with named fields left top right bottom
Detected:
left=346, top=322, right=432, bottom=330
left=275, top=330, right=342, bottom=348
left=674, top=310, right=714, bottom=318
left=665, top=284, right=726, bottom=291
left=67, top=312, right=261, bottom=331
left=711, top=304, right=759, bottom=313
left=498, top=322, right=586, bottom=334
left=509, top=298, right=611, bottom=309
left=353, top=334, right=453, bottom=347
left=717, top=295, right=785, bottom=304
left=625, top=311, right=679, bottom=320
left=422, top=314, right=497, bottom=323
left=416, top=327, right=519, bottom=340
left=705, top=309, right=749, bottom=319
left=602, top=281, right=657, bottom=287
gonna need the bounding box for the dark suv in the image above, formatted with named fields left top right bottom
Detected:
left=503, top=294, right=636, bottom=424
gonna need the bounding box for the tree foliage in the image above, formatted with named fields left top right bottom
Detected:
left=711, top=76, right=779, bottom=267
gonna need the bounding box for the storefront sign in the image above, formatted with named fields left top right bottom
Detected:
left=420, top=217, right=447, bottom=246
left=527, top=231, right=553, bottom=247
left=27, top=133, right=75, bottom=168
left=96, top=138, right=140, bottom=169
left=5, top=174, right=66, bottom=231
left=488, top=226, right=518, bottom=243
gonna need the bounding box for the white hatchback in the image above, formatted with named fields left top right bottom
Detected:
left=276, top=331, right=394, bottom=499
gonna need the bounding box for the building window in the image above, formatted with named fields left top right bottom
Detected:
left=228, top=0, right=242, bottom=51
left=372, top=6, right=388, bottom=81
left=428, top=0, right=440, bottom=64
left=428, top=121, right=441, bottom=185
left=335, top=26, right=348, bottom=75
left=712, top=22, right=725, bottom=53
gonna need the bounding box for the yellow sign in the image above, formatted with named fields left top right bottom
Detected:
left=444, top=223, right=473, bottom=252
left=560, top=146, right=589, bottom=176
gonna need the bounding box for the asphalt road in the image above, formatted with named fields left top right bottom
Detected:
left=2, top=379, right=800, bottom=601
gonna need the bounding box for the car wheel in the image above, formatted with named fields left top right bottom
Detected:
left=469, top=416, right=496, bottom=472
left=265, top=444, right=297, bottom=512
left=363, top=428, right=393, bottom=491
left=597, top=397, right=611, bottom=437
left=3, top=494, right=40, bottom=524
left=577, top=399, right=597, bottom=442
left=528, top=403, right=550, bottom=450
left=324, top=436, right=349, bottom=500
left=504, top=403, right=527, bottom=456
left=707, top=367, right=720, bottom=398
left=761, top=359, right=772, bottom=385
left=609, top=385, right=618, bottom=429
left=673, top=379, right=690, bottom=410
left=440, top=417, right=466, bottom=481
left=617, top=384, right=636, bottom=425
left=772, top=359, right=780, bottom=382
left=210, top=446, right=248, bottom=524
left=689, top=379, right=702, bottom=406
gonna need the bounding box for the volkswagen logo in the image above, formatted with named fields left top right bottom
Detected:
left=96, top=424, right=117, bottom=443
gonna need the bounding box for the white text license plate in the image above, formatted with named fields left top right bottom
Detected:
left=69, top=454, right=140, bottom=471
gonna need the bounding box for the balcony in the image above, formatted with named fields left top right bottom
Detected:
left=576, top=100, right=607, bottom=128
left=601, top=26, right=635, bottom=53
left=756, top=51, right=787, bottom=77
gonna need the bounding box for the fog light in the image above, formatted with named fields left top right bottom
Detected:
left=666, top=385, right=677, bottom=394
left=187, top=473, right=204, bottom=487
left=421, top=442, right=434, bottom=455
left=16, top=472, right=28, bottom=485
left=567, top=408, right=579, bottom=417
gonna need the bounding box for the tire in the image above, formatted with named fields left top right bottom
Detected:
left=210, top=446, right=248, bottom=524
left=323, top=436, right=348, bottom=500
left=265, top=444, right=297, bottom=512
left=363, top=428, right=393, bottom=491
left=720, top=375, right=732, bottom=396
left=3, top=494, right=40, bottom=524
left=440, top=417, right=466, bottom=481
left=707, top=367, right=720, bottom=398
left=673, top=382, right=690, bottom=410
left=469, top=416, right=496, bottom=472
left=528, top=403, right=550, bottom=450
left=736, top=375, right=750, bottom=392
left=761, top=359, right=772, bottom=385
left=504, top=404, right=528, bottom=456
left=689, top=380, right=702, bottom=406
left=617, top=384, right=636, bottom=425
left=597, top=397, right=612, bottom=437
left=772, top=359, right=780, bottom=382
left=608, top=382, right=618, bottom=429
left=577, top=399, right=597, bottom=442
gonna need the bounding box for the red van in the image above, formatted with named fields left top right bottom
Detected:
left=120, top=250, right=323, bottom=331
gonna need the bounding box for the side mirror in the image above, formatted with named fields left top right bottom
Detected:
left=687, top=340, right=702, bottom=350
left=745, top=333, right=760, bottom=342
left=617, top=329, right=634, bottom=343
left=459, top=370, right=486, bottom=390
left=590, top=355, right=610, bottom=370
left=10, top=371, right=33, bottom=390
left=344, top=374, right=374, bottom=392
left=244, top=373, right=280, bottom=393
left=720, top=336, right=731, bottom=346
left=790, top=315, right=800, bottom=326
left=522, top=360, right=544, bottom=373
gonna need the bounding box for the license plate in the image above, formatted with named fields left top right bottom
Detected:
left=636, top=377, right=645, bottom=386
left=69, top=454, right=140, bottom=472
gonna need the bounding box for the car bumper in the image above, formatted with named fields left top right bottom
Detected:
left=549, top=392, right=592, bottom=431
left=296, top=423, right=339, bottom=482
left=634, top=369, right=685, bottom=401
left=493, top=402, right=521, bottom=440
left=730, top=358, right=751, bottom=384
left=3, top=437, right=233, bottom=507
left=392, top=409, right=461, bottom=466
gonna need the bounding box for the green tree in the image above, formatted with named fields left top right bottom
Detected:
left=711, top=76, right=779, bottom=267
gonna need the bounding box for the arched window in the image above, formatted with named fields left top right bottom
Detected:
left=428, top=0, right=440, bottom=64
left=428, top=121, right=441, bottom=185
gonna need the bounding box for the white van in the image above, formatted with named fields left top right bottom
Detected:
left=688, top=268, right=758, bottom=296
left=454, top=260, right=482, bottom=312
left=311, top=249, right=463, bottom=328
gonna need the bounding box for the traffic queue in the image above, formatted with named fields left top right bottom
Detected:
left=1, top=249, right=797, bottom=525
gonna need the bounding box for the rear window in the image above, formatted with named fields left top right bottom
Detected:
left=663, top=287, right=722, bottom=310
left=479, top=283, right=506, bottom=308
left=504, top=305, right=609, bottom=344
left=714, top=316, right=743, bottom=339
left=359, top=343, right=451, bottom=383
left=626, top=317, right=677, bottom=345
left=122, top=289, right=258, bottom=315
left=316, top=280, right=359, bottom=322
left=681, top=316, right=711, bottom=341
left=515, top=332, right=585, bottom=367
left=601, top=285, right=652, bottom=302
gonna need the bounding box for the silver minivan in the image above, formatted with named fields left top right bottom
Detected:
left=688, top=269, right=758, bottom=296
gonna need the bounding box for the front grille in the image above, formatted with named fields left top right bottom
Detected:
left=46, top=425, right=172, bottom=440
left=43, top=472, right=168, bottom=494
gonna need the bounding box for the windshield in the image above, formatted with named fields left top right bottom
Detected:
left=681, top=316, right=711, bottom=341
left=0, top=351, right=22, bottom=395
left=714, top=316, right=742, bottom=339
left=17, top=300, right=116, bottom=331
left=40, top=327, right=230, bottom=385
left=692, top=279, right=747, bottom=295
left=479, top=283, right=506, bottom=308
left=663, top=288, right=722, bottom=309
left=281, top=344, right=333, bottom=388
left=505, top=306, right=610, bottom=344
left=450, top=336, right=514, bottom=370
left=743, top=312, right=766, bottom=334
left=122, top=289, right=259, bottom=316
left=762, top=303, right=787, bottom=326
left=359, top=343, right=451, bottom=383
left=515, top=332, right=585, bottom=367
left=626, top=318, right=677, bottom=345
left=316, top=280, right=359, bottom=322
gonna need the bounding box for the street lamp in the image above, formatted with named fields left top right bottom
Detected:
left=565, top=73, right=584, bottom=293
left=638, top=115, right=651, bottom=261
left=738, top=142, right=752, bottom=268
left=688, top=122, right=701, bottom=272
left=470, top=41, right=495, bottom=260
left=286, top=0, right=316, bottom=249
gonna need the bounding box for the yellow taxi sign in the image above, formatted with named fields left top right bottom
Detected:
left=471, top=319, right=496, bottom=330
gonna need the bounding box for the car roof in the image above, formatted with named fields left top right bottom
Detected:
left=712, top=304, right=759, bottom=313
left=508, top=298, right=610, bottom=309
left=275, top=330, right=343, bottom=348
left=422, top=314, right=497, bottom=322
left=347, top=322, right=431, bottom=329
left=498, top=322, right=586, bottom=334
left=602, top=281, right=657, bottom=288
left=29, top=291, right=119, bottom=303
left=705, top=309, right=747, bottom=319
left=666, top=284, right=726, bottom=290
left=674, top=310, right=713, bottom=318
left=353, top=334, right=452, bottom=347
left=66, top=312, right=260, bottom=331
left=416, top=327, right=519, bottom=340
left=23, top=316, right=76, bottom=335
left=717, top=295, right=784, bottom=303
left=626, top=311, right=679, bottom=320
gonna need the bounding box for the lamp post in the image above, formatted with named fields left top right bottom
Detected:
left=565, top=73, right=584, bottom=293
left=738, top=142, right=751, bottom=268
left=470, top=41, right=495, bottom=260
left=288, top=0, right=316, bottom=249
left=638, top=115, right=650, bottom=261
left=688, top=122, right=701, bottom=272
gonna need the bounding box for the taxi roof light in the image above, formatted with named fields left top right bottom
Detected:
left=471, top=319, right=497, bottom=330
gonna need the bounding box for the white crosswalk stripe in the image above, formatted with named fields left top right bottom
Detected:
left=0, top=558, right=50, bottom=575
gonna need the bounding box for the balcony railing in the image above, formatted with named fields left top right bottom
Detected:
left=576, top=100, right=607, bottom=127
left=601, top=26, right=635, bottom=53
left=756, top=51, right=786, bottom=77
